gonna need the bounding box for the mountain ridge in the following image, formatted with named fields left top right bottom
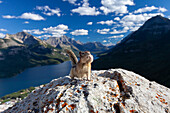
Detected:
left=92, top=15, right=170, bottom=87
left=45, top=35, right=109, bottom=53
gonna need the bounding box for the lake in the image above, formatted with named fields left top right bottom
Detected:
left=0, top=61, right=71, bottom=97
left=0, top=54, right=98, bottom=97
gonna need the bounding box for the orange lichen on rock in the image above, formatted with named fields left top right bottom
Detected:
left=164, top=102, right=168, bottom=105
left=62, top=102, right=68, bottom=108
left=162, top=99, right=165, bottom=102
left=129, top=109, right=136, bottom=113
left=66, top=107, right=69, bottom=111
left=76, top=89, right=80, bottom=93
left=121, top=102, right=125, bottom=108
left=60, top=100, right=64, bottom=102
left=90, top=110, right=95, bottom=113
left=108, top=98, right=112, bottom=102
left=68, top=104, right=76, bottom=110
left=59, top=93, right=63, bottom=98
left=112, top=94, right=118, bottom=98
left=156, top=93, right=162, bottom=97
left=155, top=93, right=168, bottom=105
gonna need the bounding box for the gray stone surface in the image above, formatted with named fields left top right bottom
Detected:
left=3, top=69, right=170, bottom=113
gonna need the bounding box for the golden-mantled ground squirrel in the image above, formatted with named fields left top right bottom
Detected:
left=65, top=49, right=93, bottom=80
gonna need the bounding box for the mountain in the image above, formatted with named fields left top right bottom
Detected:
left=45, top=36, right=109, bottom=53
left=45, top=35, right=81, bottom=54
left=82, top=42, right=109, bottom=53
left=3, top=69, right=170, bottom=113
left=92, top=15, right=170, bottom=88
left=0, top=32, right=68, bottom=78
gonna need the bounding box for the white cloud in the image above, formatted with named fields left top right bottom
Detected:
left=36, top=6, right=61, bottom=16
left=97, top=20, right=115, bottom=25
left=110, top=27, right=128, bottom=34
left=103, top=40, right=107, bottom=43
left=0, top=33, right=5, bottom=38
left=158, top=7, right=167, bottom=12
left=120, top=13, right=164, bottom=31
left=70, top=29, right=88, bottom=35
left=2, top=15, right=16, bottom=19
left=63, top=0, right=77, bottom=5
left=87, top=22, right=93, bottom=25
left=114, top=17, right=120, bottom=21
left=43, top=24, right=69, bottom=37
left=0, top=29, right=7, bottom=32
left=134, top=6, right=158, bottom=14
left=2, top=13, right=45, bottom=21
left=121, top=13, right=164, bottom=24
left=97, top=28, right=110, bottom=34
left=23, top=29, right=44, bottom=35
left=19, top=13, right=45, bottom=20
left=129, top=26, right=140, bottom=31
left=71, top=0, right=100, bottom=16
left=104, top=42, right=116, bottom=46
left=23, top=24, right=69, bottom=37
left=24, top=21, right=29, bottom=24
left=134, top=6, right=167, bottom=14
left=37, top=34, right=52, bottom=39
left=0, top=1, right=2, bottom=3
left=100, top=0, right=134, bottom=15
left=108, top=34, right=124, bottom=38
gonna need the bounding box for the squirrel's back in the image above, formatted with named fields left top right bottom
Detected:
left=65, top=49, right=78, bottom=66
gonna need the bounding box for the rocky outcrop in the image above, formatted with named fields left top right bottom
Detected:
left=3, top=69, right=170, bottom=113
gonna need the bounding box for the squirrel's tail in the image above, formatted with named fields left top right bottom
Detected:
left=65, top=49, right=78, bottom=66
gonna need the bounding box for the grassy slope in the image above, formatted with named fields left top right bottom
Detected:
left=0, top=87, right=35, bottom=104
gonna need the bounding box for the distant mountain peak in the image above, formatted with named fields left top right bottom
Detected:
left=139, top=15, right=170, bottom=30
left=15, top=31, right=31, bottom=37
left=4, top=34, right=11, bottom=39
left=147, top=15, right=170, bottom=24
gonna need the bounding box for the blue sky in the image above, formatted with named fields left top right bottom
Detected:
left=0, top=0, right=169, bottom=45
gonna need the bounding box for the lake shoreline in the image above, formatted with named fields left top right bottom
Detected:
left=0, top=61, right=72, bottom=97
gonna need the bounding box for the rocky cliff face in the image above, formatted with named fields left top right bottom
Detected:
left=3, top=69, right=170, bottom=113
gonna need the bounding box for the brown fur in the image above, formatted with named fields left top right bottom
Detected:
left=65, top=49, right=93, bottom=80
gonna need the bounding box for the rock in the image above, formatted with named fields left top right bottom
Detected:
left=3, top=69, right=170, bottom=113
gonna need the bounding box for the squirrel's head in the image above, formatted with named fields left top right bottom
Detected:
left=79, top=51, right=93, bottom=64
